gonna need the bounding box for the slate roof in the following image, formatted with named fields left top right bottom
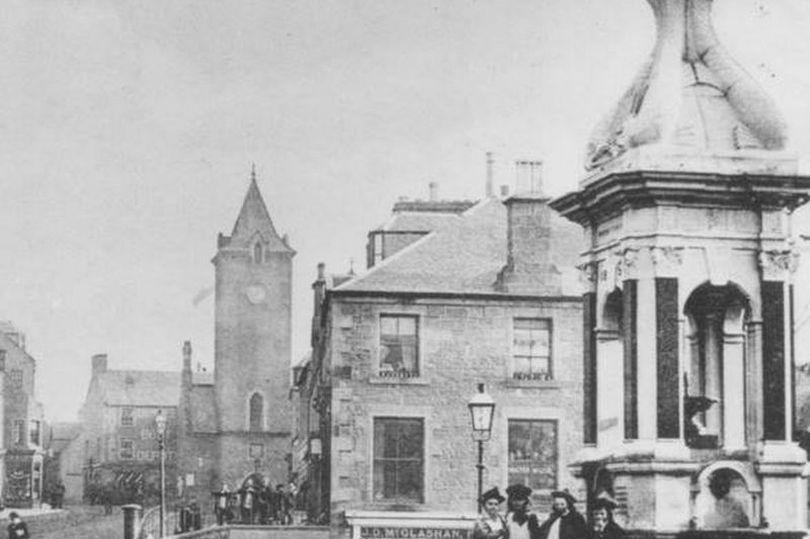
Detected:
left=336, top=197, right=583, bottom=296
left=97, top=370, right=180, bottom=407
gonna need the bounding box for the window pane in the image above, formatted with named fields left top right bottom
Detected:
left=512, top=319, right=552, bottom=380
left=373, top=418, right=423, bottom=502
left=508, top=419, right=557, bottom=491
left=398, top=317, right=416, bottom=335
left=380, top=316, right=398, bottom=336
left=379, top=316, right=419, bottom=377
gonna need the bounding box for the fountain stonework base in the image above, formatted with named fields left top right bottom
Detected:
left=551, top=0, right=810, bottom=535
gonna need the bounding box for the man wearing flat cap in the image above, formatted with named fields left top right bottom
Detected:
left=505, top=484, right=541, bottom=539
left=537, top=489, right=588, bottom=539
left=473, top=487, right=507, bottom=539
left=589, top=496, right=624, bottom=539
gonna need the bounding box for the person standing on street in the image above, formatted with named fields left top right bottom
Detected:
left=537, top=490, right=588, bottom=539
left=589, top=497, right=624, bottom=539
left=473, top=487, right=507, bottom=539
left=7, top=512, right=29, bottom=539
left=504, top=484, right=540, bottom=539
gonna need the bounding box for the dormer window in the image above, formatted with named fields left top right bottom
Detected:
left=254, top=242, right=263, bottom=264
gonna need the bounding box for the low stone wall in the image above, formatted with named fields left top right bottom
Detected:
left=168, top=525, right=329, bottom=539
left=624, top=530, right=808, bottom=539
left=0, top=506, right=109, bottom=537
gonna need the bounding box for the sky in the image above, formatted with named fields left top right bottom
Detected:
left=3, top=0, right=810, bottom=422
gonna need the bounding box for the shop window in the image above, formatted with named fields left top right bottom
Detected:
left=507, top=419, right=557, bottom=490
left=379, top=315, right=419, bottom=378
left=373, top=417, right=423, bottom=502
left=512, top=318, right=552, bottom=381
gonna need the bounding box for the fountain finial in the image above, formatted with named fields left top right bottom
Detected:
left=585, top=0, right=787, bottom=172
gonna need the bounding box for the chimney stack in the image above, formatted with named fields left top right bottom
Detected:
left=485, top=152, right=494, bottom=198
left=515, top=160, right=543, bottom=195
left=91, top=354, right=108, bottom=377
left=496, top=186, right=559, bottom=295
left=183, top=341, right=192, bottom=370
left=428, top=182, right=438, bottom=202
left=312, top=263, right=328, bottom=348
left=500, top=185, right=510, bottom=198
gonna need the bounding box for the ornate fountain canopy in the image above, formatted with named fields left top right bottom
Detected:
left=583, top=0, right=796, bottom=180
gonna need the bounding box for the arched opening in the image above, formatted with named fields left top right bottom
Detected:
left=684, top=283, right=749, bottom=449
left=692, top=463, right=759, bottom=529
left=249, top=393, right=264, bottom=432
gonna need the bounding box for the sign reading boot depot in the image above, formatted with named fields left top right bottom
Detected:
left=359, top=527, right=472, bottom=539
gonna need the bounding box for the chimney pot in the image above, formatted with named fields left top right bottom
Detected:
left=317, top=262, right=326, bottom=280
left=428, top=182, right=438, bottom=201
left=91, top=354, right=108, bottom=375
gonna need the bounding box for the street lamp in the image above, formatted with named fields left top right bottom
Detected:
left=467, top=383, right=495, bottom=512
left=155, top=410, right=167, bottom=538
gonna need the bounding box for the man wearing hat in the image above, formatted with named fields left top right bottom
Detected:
left=589, top=496, right=624, bottom=538
left=537, top=489, right=588, bottom=539
left=504, top=484, right=541, bottom=539
left=473, top=487, right=507, bottom=539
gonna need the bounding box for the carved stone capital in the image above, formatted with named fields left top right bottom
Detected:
left=758, top=249, right=799, bottom=279
left=578, top=262, right=598, bottom=287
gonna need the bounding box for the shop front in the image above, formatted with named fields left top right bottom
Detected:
left=5, top=450, right=43, bottom=508
left=345, top=511, right=477, bottom=539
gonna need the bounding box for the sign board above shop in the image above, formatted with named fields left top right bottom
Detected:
left=359, top=527, right=472, bottom=539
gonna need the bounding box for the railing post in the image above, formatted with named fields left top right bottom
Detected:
left=122, top=504, right=143, bottom=539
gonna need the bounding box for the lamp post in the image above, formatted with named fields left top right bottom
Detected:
left=467, top=383, right=495, bottom=512
left=155, top=410, right=167, bottom=538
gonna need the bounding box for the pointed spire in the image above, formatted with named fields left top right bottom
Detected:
left=226, top=165, right=294, bottom=253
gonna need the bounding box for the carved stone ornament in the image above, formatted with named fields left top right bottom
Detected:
left=578, top=262, right=598, bottom=285
left=758, top=250, right=800, bottom=275
left=584, top=0, right=786, bottom=170
left=650, top=246, right=684, bottom=268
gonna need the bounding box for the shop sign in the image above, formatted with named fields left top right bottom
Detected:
left=359, top=527, right=472, bottom=539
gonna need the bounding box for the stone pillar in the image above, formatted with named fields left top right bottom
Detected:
left=636, top=278, right=657, bottom=441
left=583, top=292, right=598, bottom=445
left=622, top=280, right=638, bottom=440
left=722, top=330, right=746, bottom=450
left=761, top=281, right=785, bottom=441
left=655, top=278, right=680, bottom=439
left=596, top=329, right=623, bottom=449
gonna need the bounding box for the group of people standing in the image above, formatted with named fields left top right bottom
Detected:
left=212, top=478, right=296, bottom=526
left=474, top=485, right=624, bottom=539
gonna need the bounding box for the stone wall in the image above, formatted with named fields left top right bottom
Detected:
left=328, top=294, right=584, bottom=518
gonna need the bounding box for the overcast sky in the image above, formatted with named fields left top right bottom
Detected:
left=4, top=0, right=810, bottom=422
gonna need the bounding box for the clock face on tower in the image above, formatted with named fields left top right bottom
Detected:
left=245, top=284, right=267, bottom=304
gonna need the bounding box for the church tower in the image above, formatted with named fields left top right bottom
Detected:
left=552, top=0, right=810, bottom=533
left=213, top=167, right=295, bottom=486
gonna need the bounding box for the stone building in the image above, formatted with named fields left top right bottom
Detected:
left=176, top=170, right=295, bottom=505
left=298, top=176, right=585, bottom=537
left=0, top=321, right=47, bottom=508
left=45, top=422, right=83, bottom=504
left=78, top=353, right=179, bottom=505
left=551, top=0, right=810, bottom=533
